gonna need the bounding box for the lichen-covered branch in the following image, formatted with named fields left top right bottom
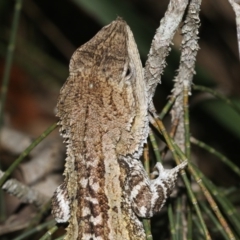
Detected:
left=144, top=0, right=188, bottom=108
left=228, top=0, right=240, bottom=59
left=171, top=0, right=201, bottom=151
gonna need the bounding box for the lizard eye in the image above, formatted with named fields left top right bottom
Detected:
left=123, top=62, right=134, bottom=81
left=125, top=67, right=131, bottom=77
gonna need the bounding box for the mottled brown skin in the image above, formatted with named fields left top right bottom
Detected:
left=56, top=18, right=148, bottom=240
left=53, top=18, right=188, bottom=240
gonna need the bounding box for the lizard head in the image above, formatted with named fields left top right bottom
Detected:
left=57, top=18, right=148, bottom=159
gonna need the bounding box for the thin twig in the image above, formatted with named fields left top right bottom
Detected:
left=0, top=123, right=57, bottom=187
left=13, top=220, right=56, bottom=240
left=193, top=85, right=240, bottom=116
left=0, top=0, right=22, bottom=128
left=173, top=143, right=236, bottom=240
left=191, top=137, right=240, bottom=178
left=151, top=116, right=211, bottom=240
left=23, top=0, right=75, bottom=59
left=142, top=144, right=153, bottom=240
left=168, top=203, right=177, bottom=240
left=0, top=0, right=23, bottom=223
left=0, top=170, right=49, bottom=207
left=39, top=225, right=58, bottom=240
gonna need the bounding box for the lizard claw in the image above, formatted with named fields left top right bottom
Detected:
left=152, top=160, right=187, bottom=195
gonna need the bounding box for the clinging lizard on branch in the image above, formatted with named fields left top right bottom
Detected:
left=52, top=18, right=187, bottom=240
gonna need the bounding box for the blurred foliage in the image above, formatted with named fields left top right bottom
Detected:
left=201, top=99, right=240, bottom=139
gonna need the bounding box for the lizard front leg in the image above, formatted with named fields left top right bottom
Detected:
left=128, top=159, right=187, bottom=218
left=52, top=182, right=71, bottom=223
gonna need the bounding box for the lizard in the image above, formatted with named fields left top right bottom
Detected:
left=52, top=17, right=187, bottom=240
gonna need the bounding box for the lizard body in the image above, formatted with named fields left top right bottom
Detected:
left=52, top=18, right=187, bottom=240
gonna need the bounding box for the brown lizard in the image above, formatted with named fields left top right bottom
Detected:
left=52, top=18, right=187, bottom=240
